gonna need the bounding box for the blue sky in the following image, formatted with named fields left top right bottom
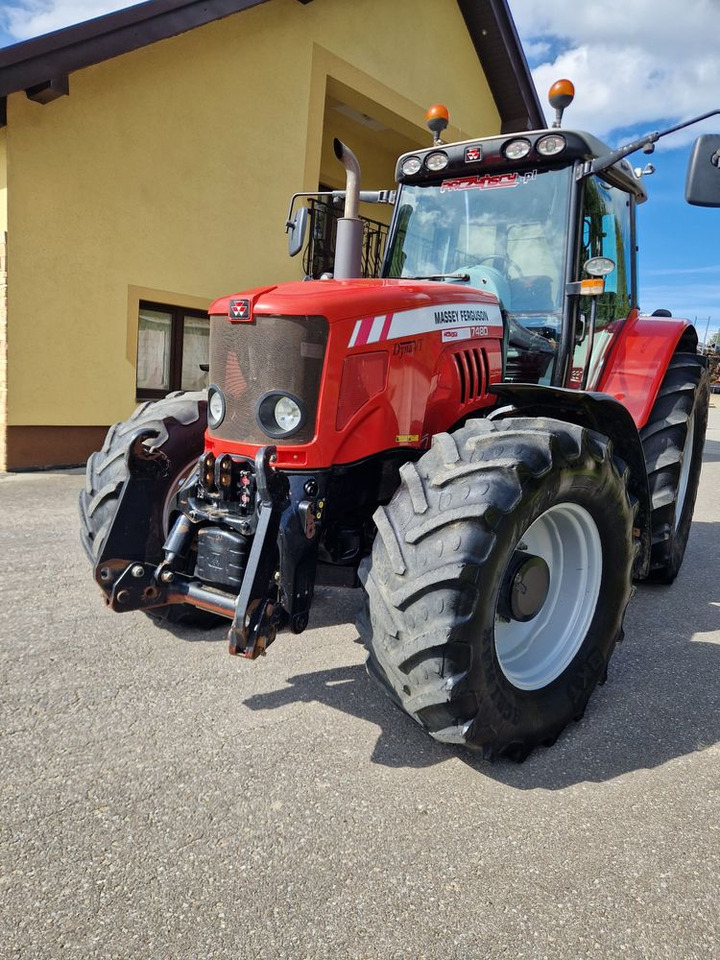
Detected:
left=1, top=0, right=719, bottom=340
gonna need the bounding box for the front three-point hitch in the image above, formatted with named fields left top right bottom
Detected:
left=94, top=439, right=323, bottom=659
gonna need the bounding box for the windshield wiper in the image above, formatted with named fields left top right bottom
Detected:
left=405, top=273, right=471, bottom=282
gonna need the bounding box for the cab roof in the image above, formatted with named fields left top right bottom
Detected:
left=396, top=128, right=647, bottom=202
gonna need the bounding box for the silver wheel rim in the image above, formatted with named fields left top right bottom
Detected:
left=494, top=503, right=603, bottom=691
left=675, top=413, right=695, bottom=531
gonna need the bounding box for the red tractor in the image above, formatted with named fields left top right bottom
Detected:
left=80, top=83, right=720, bottom=760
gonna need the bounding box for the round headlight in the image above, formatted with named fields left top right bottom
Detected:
left=537, top=134, right=566, bottom=157
left=401, top=156, right=422, bottom=176
left=256, top=391, right=307, bottom=439
left=503, top=138, right=531, bottom=160
left=207, top=386, right=225, bottom=429
left=425, top=151, right=449, bottom=172
left=274, top=395, right=302, bottom=432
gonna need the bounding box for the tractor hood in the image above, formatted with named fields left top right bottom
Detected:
left=208, top=278, right=502, bottom=327
left=205, top=278, right=505, bottom=469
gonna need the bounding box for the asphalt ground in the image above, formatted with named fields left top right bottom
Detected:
left=2, top=404, right=720, bottom=960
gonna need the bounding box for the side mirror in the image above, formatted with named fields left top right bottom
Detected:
left=287, top=205, right=309, bottom=257
left=686, top=134, right=720, bottom=207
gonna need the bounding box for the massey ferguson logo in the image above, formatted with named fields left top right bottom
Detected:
left=228, top=298, right=251, bottom=321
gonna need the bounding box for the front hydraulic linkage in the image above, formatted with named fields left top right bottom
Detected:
left=228, top=446, right=288, bottom=658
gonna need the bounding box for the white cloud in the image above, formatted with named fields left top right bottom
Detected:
left=522, top=39, right=551, bottom=61
left=512, top=0, right=720, bottom=143
left=1, top=0, right=137, bottom=41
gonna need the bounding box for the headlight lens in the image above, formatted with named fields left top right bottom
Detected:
left=208, top=386, right=225, bottom=428
left=401, top=156, right=422, bottom=176
left=537, top=134, right=566, bottom=157
left=256, top=391, right=307, bottom=438
left=274, top=395, right=302, bottom=432
left=503, top=138, right=531, bottom=160
left=425, top=151, right=449, bottom=171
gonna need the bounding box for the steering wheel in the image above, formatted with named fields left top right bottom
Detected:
left=477, top=254, right=523, bottom=278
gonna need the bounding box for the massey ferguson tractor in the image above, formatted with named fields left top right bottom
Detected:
left=80, top=82, right=720, bottom=760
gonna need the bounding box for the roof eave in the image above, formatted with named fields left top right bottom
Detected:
left=456, top=0, right=545, bottom=133
left=0, top=0, right=270, bottom=100
left=0, top=0, right=544, bottom=134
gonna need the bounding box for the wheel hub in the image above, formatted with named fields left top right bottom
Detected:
left=501, top=552, right=551, bottom=622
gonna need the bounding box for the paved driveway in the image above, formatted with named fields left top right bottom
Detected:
left=2, top=405, right=719, bottom=959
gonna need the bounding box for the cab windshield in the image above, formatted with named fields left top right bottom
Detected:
left=384, top=167, right=573, bottom=382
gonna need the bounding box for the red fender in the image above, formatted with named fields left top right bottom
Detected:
left=595, top=311, right=697, bottom=429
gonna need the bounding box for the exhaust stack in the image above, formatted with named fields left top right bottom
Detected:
left=333, top=138, right=363, bottom=279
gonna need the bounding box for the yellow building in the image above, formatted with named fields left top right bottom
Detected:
left=0, top=0, right=542, bottom=469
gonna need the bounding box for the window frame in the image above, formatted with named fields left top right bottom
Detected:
left=136, top=300, right=209, bottom=400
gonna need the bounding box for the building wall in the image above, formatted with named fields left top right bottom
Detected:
left=0, top=131, right=7, bottom=235
left=0, top=232, right=7, bottom=471
left=4, top=0, right=499, bottom=467
left=0, top=133, right=6, bottom=469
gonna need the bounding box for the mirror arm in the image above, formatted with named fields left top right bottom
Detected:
left=585, top=109, right=720, bottom=179
left=285, top=189, right=396, bottom=231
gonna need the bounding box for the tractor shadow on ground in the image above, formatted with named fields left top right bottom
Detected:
left=245, top=520, right=720, bottom=789
left=701, top=437, right=720, bottom=463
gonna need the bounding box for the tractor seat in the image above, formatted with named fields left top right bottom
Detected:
left=508, top=275, right=554, bottom=313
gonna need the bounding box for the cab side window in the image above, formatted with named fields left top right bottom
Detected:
left=581, top=178, right=632, bottom=327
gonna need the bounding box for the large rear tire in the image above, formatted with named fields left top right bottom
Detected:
left=79, top=391, right=220, bottom=628
left=359, top=417, right=634, bottom=760
left=639, top=353, right=709, bottom=583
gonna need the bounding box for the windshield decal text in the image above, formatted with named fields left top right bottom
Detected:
left=440, top=170, right=537, bottom=193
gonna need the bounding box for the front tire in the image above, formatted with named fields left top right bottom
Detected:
left=640, top=353, right=709, bottom=583
left=79, top=391, right=219, bottom=628
left=359, top=417, right=634, bottom=760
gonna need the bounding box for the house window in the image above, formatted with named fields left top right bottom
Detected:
left=136, top=301, right=209, bottom=399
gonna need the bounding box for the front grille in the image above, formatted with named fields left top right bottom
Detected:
left=209, top=314, right=328, bottom=445
left=454, top=348, right=489, bottom=404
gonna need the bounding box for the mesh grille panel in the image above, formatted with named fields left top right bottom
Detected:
left=209, top=314, right=328, bottom=444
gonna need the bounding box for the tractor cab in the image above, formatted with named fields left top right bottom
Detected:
left=383, top=83, right=644, bottom=392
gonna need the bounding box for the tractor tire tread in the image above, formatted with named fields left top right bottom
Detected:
left=79, top=392, right=216, bottom=627
left=639, top=352, right=709, bottom=581
left=360, top=416, right=634, bottom=759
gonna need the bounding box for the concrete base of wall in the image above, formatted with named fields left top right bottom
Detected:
left=7, top=425, right=109, bottom=470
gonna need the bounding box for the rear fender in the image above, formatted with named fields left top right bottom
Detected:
left=596, top=315, right=698, bottom=429
left=490, top=384, right=651, bottom=578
